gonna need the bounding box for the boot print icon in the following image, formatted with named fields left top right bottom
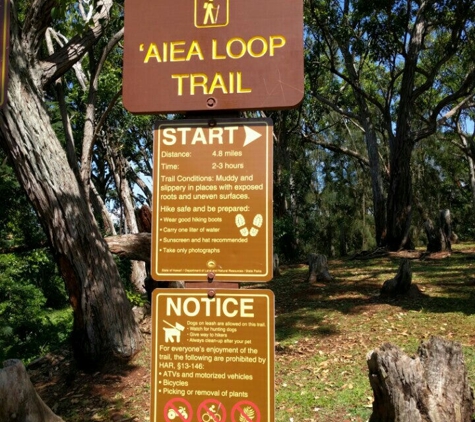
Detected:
left=235, top=214, right=263, bottom=237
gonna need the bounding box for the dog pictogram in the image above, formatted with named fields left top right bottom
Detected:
left=163, top=320, right=185, bottom=343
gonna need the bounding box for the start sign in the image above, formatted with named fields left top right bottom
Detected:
left=123, top=0, right=303, bottom=113
left=151, top=118, right=273, bottom=282
left=151, top=289, right=275, bottom=422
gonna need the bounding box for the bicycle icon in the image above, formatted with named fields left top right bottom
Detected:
left=198, top=399, right=226, bottom=422
left=202, top=404, right=222, bottom=422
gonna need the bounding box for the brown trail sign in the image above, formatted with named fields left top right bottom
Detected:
left=123, top=0, right=303, bottom=113
left=151, top=118, right=273, bottom=282
left=151, top=289, right=275, bottom=422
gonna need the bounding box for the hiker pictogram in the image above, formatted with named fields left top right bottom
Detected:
left=203, top=0, right=219, bottom=25
left=195, top=0, right=228, bottom=28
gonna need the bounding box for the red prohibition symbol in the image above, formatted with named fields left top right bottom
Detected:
left=198, top=398, right=227, bottom=422
left=231, top=400, right=261, bottom=422
left=164, top=397, right=193, bottom=422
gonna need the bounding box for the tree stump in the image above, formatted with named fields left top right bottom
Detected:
left=423, top=209, right=453, bottom=253
left=0, top=359, right=64, bottom=422
left=367, top=337, right=474, bottom=422
left=380, top=259, right=413, bottom=296
left=307, top=253, right=333, bottom=282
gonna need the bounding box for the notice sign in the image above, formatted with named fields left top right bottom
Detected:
left=123, top=0, right=303, bottom=113
left=151, top=118, right=273, bottom=282
left=151, top=289, right=275, bottom=422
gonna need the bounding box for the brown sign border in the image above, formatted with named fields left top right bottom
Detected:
left=151, top=289, right=275, bottom=422
left=151, top=118, right=273, bottom=282
left=123, top=0, right=303, bottom=113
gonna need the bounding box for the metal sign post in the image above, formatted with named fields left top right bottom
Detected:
left=0, top=0, right=10, bottom=108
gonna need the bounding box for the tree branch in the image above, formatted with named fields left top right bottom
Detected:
left=105, top=233, right=151, bottom=263
left=40, top=0, right=114, bottom=87
left=414, top=76, right=475, bottom=142
left=302, top=133, right=370, bottom=168
left=81, top=28, right=124, bottom=200
left=312, top=92, right=360, bottom=121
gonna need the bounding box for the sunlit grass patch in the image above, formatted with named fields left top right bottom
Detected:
left=272, top=243, right=475, bottom=421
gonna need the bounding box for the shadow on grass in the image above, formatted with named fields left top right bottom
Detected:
left=257, top=246, right=475, bottom=344
left=275, top=309, right=340, bottom=342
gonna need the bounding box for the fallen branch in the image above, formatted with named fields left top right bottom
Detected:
left=104, top=233, right=151, bottom=263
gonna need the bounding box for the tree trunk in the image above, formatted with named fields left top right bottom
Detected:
left=468, top=156, right=475, bottom=214
left=367, top=337, right=474, bottom=422
left=273, top=253, right=281, bottom=277
left=307, top=253, right=333, bottom=282
left=386, top=140, right=415, bottom=251
left=369, top=158, right=387, bottom=247
left=338, top=222, right=347, bottom=257
left=137, top=204, right=152, bottom=233
left=0, top=359, right=64, bottom=422
left=359, top=113, right=386, bottom=247
left=422, top=210, right=452, bottom=253
left=460, top=132, right=475, bottom=212
left=90, top=182, right=117, bottom=236
left=0, top=9, right=141, bottom=369
left=385, top=5, right=428, bottom=252
left=423, top=218, right=444, bottom=252
left=439, top=209, right=452, bottom=251
left=339, top=33, right=387, bottom=248
left=105, top=138, right=147, bottom=293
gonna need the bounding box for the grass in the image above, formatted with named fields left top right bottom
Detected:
left=29, top=242, right=475, bottom=422
left=251, top=242, right=475, bottom=421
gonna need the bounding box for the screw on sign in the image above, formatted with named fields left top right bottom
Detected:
left=164, top=398, right=193, bottom=422
left=231, top=401, right=260, bottom=422
left=197, top=399, right=227, bottom=422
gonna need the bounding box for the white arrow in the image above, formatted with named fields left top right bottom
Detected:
left=243, top=126, right=262, bottom=147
